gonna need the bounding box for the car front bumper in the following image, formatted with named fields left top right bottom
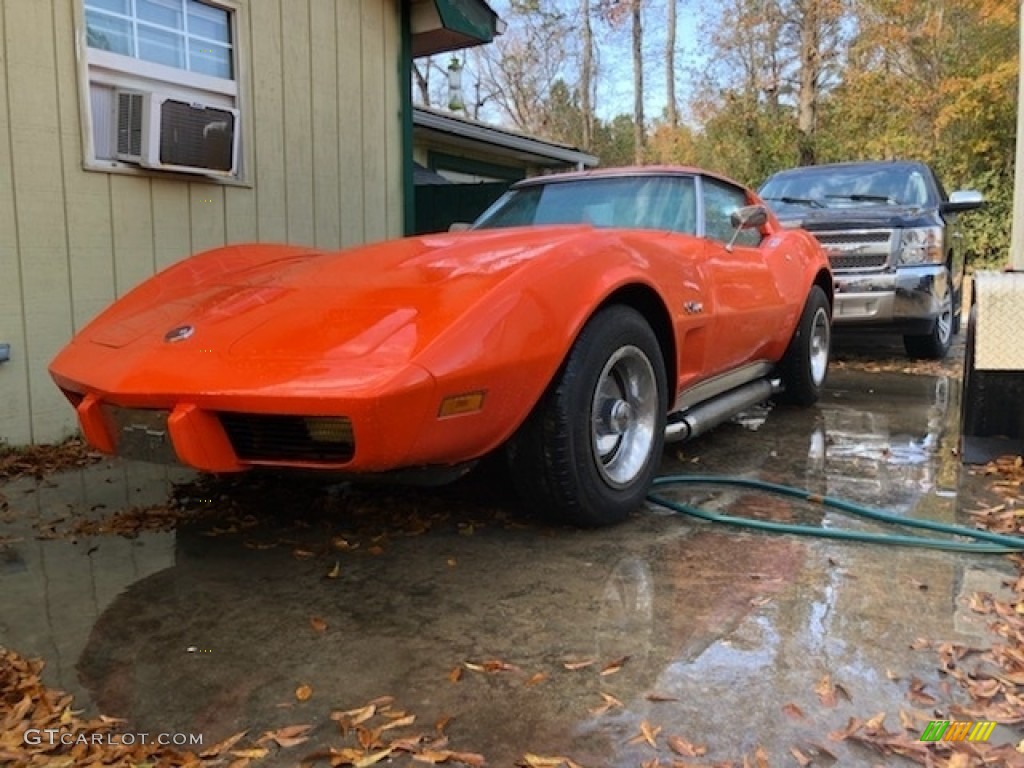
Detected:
left=832, top=266, right=948, bottom=335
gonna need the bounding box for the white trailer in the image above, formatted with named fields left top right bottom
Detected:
left=960, top=2, right=1024, bottom=462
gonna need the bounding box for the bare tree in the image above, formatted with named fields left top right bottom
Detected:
left=666, top=0, right=677, bottom=127
left=581, top=0, right=595, bottom=148
left=465, top=1, right=579, bottom=136
left=631, top=0, right=645, bottom=162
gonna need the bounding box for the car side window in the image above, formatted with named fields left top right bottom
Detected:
left=702, top=179, right=761, bottom=246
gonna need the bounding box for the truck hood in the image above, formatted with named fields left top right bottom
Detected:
left=777, top=205, right=939, bottom=231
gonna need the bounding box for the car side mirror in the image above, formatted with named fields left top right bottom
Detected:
left=941, top=190, right=985, bottom=214
left=726, top=205, right=768, bottom=252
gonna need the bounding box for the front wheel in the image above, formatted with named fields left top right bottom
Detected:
left=904, top=275, right=953, bottom=360
left=506, top=305, right=667, bottom=527
left=777, top=285, right=831, bottom=406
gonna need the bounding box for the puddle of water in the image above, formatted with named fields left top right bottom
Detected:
left=0, top=368, right=1016, bottom=766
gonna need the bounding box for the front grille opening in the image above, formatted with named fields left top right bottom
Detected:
left=219, top=413, right=355, bottom=463
left=812, top=230, right=892, bottom=272
left=60, top=388, right=85, bottom=408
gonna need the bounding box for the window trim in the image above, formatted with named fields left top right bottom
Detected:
left=74, top=0, right=252, bottom=186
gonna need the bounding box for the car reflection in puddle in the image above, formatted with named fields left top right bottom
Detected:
left=0, top=368, right=1004, bottom=766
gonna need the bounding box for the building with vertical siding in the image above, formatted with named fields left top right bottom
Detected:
left=0, top=0, right=502, bottom=446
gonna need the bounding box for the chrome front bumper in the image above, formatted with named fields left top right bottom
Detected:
left=832, top=266, right=948, bottom=334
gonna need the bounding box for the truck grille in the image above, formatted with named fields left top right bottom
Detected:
left=220, top=413, right=355, bottom=463
left=811, top=230, right=893, bottom=271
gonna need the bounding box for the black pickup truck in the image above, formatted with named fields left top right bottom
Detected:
left=759, top=160, right=985, bottom=359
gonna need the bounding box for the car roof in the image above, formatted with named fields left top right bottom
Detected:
left=512, top=165, right=746, bottom=190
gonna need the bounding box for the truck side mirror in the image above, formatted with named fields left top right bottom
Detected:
left=942, top=190, right=985, bottom=214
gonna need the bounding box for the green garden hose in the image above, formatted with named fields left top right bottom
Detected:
left=648, top=475, right=1024, bottom=554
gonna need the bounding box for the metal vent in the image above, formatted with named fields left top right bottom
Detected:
left=158, top=100, right=236, bottom=172
left=219, top=413, right=355, bottom=464
left=115, top=91, right=144, bottom=160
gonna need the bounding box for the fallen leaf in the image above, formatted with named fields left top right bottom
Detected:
left=815, top=675, right=837, bottom=707
left=646, top=692, right=678, bottom=702
left=563, top=659, right=596, bottom=671
left=789, top=746, right=812, bottom=767
left=260, top=723, right=313, bottom=749
left=229, top=748, right=269, bottom=759
left=521, top=754, right=582, bottom=768
left=379, top=714, right=415, bottom=732
left=589, top=692, right=623, bottom=715
left=449, top=752, right=487, bottom=766
left=782, top=703, right=805, bottom=720
left=295, top=684, right=313, bottom=702
left=753, top=745, right=769, bottom=768
left=666, top=735, right=706, bottom=757
left=292, top=548, right=316, bottom=559
left=600, top=656, right=630, bottom=676
left=310, top=616, right=328, bottom=633
left=355, top=747, right=394, bottom=767
left=525, top=672, right=548, bottom=687
left=864, top=712, right=886, bottom=730
left=626, top=721, right=661, bottom=748
left=449, top=666, right=463, bottom=683
left=200, top=730, right=248, bottom=757
left=327, top=561, right=341, bottom=578
left=414, top=750, right=454, bottom=764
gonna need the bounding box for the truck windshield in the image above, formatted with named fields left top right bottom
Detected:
left=760, top=166, right=930, bottom=213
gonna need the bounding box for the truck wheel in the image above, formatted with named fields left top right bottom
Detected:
left=506, top=305, right=667, bottom=527
left=903, top=286, right=953, bottom=360
left=776, top=286, right=831, bottom=406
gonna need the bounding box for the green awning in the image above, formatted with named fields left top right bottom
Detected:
left=410, top=0, right=502, bottom=58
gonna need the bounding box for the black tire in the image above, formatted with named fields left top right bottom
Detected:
left=506, top=305, right=667, bottom=527
left=903, top=274, right=953, bottom=360
left=777, top=285, right=831, bottom=406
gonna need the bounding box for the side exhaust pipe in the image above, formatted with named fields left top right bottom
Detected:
left=665, top=379, right=782, bottom=443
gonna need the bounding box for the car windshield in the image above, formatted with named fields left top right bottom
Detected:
left=760, top=166, right=930, bottom=214
left=473, top=175, right=698, bottom=234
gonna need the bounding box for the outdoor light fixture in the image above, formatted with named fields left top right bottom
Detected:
left=447, top=56, right=464, bottom=112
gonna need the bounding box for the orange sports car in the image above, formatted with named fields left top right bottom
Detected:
left=50, top=166, right=833, bottom=527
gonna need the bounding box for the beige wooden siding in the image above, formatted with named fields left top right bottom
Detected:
left=0, top=0, right=403, bottom=447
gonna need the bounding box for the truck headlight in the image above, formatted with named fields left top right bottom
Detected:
left=898, top=226, right=943, bottom=265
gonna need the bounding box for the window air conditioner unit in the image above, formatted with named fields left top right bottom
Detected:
left=114, top=90, right=239, bottom=177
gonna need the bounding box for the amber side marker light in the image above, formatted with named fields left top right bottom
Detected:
left=304, top=416, right=354, bottom=443
left=438, top=391, right=486, bottom=418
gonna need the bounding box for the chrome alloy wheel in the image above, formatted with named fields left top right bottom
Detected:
left=591, top=345, right=659, bottom=489
left=809, top=305, right=831, bottom=386
left=936, top=292, right=953, bottom=346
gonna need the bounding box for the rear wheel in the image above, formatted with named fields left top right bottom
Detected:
left=903, top=279, right=953, bottom=360
left=777, top=286, right=831, bottom=406
left=506, top=305, right=667, bottom=527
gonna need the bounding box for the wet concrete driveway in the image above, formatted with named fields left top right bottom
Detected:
left=1, top=343, right=1020, bottom=767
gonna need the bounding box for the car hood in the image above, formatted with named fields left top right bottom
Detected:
left=76, top=227, right=601, bottom=364
left=776, top=205, right=938, bottom=231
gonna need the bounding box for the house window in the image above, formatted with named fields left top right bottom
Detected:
left=79, top=0, right=244, bottom=180
left=85, top=0, right=233, bottom=79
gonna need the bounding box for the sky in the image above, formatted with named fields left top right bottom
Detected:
left=448, top=0, right=713, bottom=125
